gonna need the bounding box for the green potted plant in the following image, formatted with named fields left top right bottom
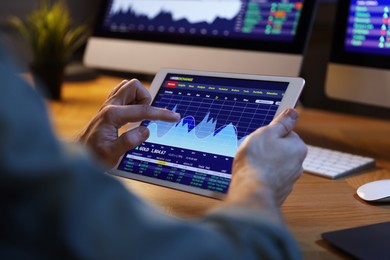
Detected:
left=10, top=0, right=89, bottom=100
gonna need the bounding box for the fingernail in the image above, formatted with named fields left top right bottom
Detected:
left=172, top=112, right=181, bottom=119
left=285, top=108, right=298, bottom=120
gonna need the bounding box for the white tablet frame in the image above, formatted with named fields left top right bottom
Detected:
left=109, top=68, right=305, bottom=199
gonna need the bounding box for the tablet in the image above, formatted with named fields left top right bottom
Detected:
left=110, top=69, right=305, bottom=199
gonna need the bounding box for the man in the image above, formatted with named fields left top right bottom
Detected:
left=1, top=40, right=307, bottom=259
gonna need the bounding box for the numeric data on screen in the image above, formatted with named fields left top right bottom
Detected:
left=346, top=0, right=390, bottom=55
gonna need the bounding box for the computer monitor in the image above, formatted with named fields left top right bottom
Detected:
left=324, top=0, right=390, bottom=115
left=84, top=0, right=317, bottom=76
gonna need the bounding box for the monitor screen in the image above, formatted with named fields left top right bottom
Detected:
left=345, top=0, right=390, bottom=56
left=101, top=0, right=306, bottom=50
left=331, top=0, right=390, bottom=68
left=84, top=0, right=317, bottom=76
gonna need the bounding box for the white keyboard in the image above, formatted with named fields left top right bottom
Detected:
left=303, top=145, right=376, bottom=179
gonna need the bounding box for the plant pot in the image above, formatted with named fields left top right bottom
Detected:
left=30, top=63, right=65, bottom=100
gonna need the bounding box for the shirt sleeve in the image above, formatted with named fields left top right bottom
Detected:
left=0, top=40, right=301, bottom=260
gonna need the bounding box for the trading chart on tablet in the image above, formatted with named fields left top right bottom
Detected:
left=117, top=74, right=288, bottom=193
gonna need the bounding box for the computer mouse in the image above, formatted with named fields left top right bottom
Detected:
left=357, top=179, right=390, bottom=202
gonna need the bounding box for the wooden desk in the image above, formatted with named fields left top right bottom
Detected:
left=49, top=75, right=390, bottom=259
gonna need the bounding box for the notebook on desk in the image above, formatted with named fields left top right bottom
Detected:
left=322, top=221, right=390, bottom=260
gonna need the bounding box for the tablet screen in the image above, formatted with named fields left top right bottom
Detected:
left=117, top=73, right=289, bottom=194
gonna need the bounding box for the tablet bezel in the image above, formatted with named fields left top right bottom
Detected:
left=109, top=68, right=305, bottom=199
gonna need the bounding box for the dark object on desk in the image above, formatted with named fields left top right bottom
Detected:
left=31, top=63, right=65, bottom=100
left=64, top=62, right=98, bottom=82
left=322, top=221, right=390, bottom=260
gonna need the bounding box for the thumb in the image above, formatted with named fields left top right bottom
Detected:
left=112, top=126, right=150, bottom=159
left=269, top=108, right=299, bottom=137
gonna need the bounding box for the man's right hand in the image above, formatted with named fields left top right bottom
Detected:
left=227, top=108, right=307, bottom=213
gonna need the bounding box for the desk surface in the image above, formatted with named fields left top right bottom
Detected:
left=49, top=75, right=390, bottom=259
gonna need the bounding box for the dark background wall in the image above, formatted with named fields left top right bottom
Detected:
left=0, top=0, right=100, bottom=26
left=0, top=0, right=101, bottom=65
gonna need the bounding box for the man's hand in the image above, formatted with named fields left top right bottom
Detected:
left=227, top=108, right=307, bottom=215
left=77, top=79, right=180, bottom=167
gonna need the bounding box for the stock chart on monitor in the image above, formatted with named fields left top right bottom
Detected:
left=102, top=0, right=305, bottom=42
left=345, top=0, right=390, bottom=55
left=117, top=74, right=288, bottom=193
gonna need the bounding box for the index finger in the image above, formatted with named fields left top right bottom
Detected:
left=107, top=105, right=181, bottom=127
left=107, top=79, right=152, bottom=106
